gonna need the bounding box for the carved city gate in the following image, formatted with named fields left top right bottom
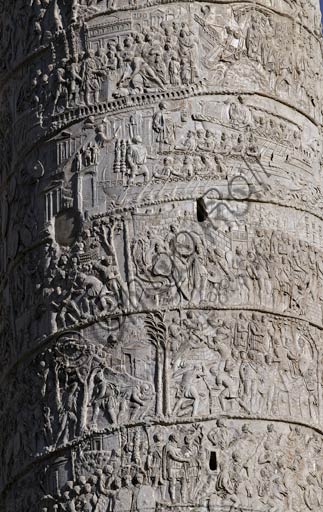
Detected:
left=0, top=0, right=323, bottom=510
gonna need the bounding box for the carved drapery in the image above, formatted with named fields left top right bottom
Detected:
left=1, top=1, right=323, bottom=510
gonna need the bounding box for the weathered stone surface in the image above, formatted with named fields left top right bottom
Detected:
left=1, top=0, right=323, bottom=510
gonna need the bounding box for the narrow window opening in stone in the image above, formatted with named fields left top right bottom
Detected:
left=197, top=198, right=208, bottom=222
left=209, top=452, right=217, bottom=471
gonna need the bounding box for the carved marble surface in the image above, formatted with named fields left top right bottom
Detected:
left=1, top=1, right=323, bottom=511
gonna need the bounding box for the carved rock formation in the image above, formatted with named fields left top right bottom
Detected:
left=1, top=0, right=323, bottom=510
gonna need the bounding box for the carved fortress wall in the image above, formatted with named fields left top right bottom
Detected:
left=0, top=0, right=323, bottom=510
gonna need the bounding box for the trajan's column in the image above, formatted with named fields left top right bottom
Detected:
left=1, top=0, right=323, bottom=510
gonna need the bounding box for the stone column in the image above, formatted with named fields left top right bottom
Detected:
left=1, top=1, right=323, bottom=510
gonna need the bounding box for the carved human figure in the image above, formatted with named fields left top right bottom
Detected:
left=126, top=136, right=149, bottom=184
left=152, top=102, right=176, bottom=150
left=81, top=50, right=103, bottom=106
left=90, top=369, right=118, bottom=427
left=172, top=363, right=205, bottom=417
left=148, top=433, right=163, bottom=489
left=55, top=381, right=78, bottom=446
left=163, top=433, right=190, bottom=503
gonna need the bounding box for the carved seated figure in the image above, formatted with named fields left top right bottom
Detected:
left=126, top=136, right=149, bottom=184
left=153, top=156, right=181, bottom=181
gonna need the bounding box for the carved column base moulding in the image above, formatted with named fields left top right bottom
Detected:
left=1, top=1, right=323, bottom=511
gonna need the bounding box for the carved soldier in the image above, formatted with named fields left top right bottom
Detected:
left=55, top=381, right=78, bottom=447
left=81, top=50, right=102, bottom=106
left=126, top=136, right=149, bottom=184
left=173, top=364, right=204, bottom=417
left=163, top=433, right=189, bottom=503
left=66, top=59, right=82, bottom=107
left=91, top=369, right=118, bottom=426
left=234, top=313, right=249, bottom=351
left=169, top=56, right=181, bottom=86
left=147, top=433, right=164, bottom=489
left=132, top=472, right=156, bottom=512
left=152, top=102, right=176, bottom=150
left=248, top=314, right=268, bottom=364
left=117, top=475, right=133, bottom=512
left=53, top=61, right=68, bottom=114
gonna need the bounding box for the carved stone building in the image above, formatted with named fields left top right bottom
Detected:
left=1, top=0, right=323, bottom=510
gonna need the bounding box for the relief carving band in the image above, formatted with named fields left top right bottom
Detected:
left=1, top=1, right=323, bottom=511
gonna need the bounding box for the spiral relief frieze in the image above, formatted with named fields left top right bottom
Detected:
left=1, top=1, right=323, bottom=511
